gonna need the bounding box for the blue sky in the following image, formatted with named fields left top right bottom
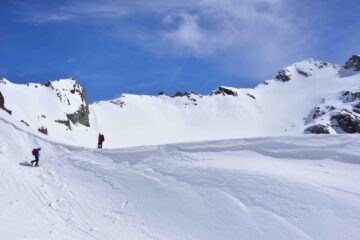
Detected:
left=0, top=0, right=359, bottom=102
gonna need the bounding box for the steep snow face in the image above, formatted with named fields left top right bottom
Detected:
left=1, top=56, right=359, bottom=148
left=1, top=114, right=360, bottom=240
left=0, top=78, right=90, bottom=141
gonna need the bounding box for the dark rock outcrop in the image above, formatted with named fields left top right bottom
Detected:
left=342, top=91, right=360, bottom=103
left=110, top=99, right=126, bottom=107
left=55, top=119, right=71, bottom=130
left=0, top=91, right=12, bottom=115
left=296, top=68, right=312, bottom=77
left=71, top=83, right=90, bottom=126
left=331, top=113, right=360, bottom=133
left=246, top=93, right=256, bottom=99
left=20, top=120, right=30, bottom=127
left=304, top=124, right=330, bottom=134
left=275, top=69, right=291, bottom=82
left=38, top=126, right=48, bottom=135
left=353, top=103, right=360, bottom=114
left=315, top=61, right=329, bottom=69
left=311, top=107, right=326, bottom=120
left=173, top=91, right=195, bottom=98
left=44, top=81, right=53, bottom=88
left=66, top=105, right=90, bottom=127
left=344, top=55, right=360, bottom=71
left=210, top=87, right=238, bottom=96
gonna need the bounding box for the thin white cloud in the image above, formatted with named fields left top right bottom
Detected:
left=16, top=0, right=314, bottom=79
left=161, top=12, right=212, bottom=56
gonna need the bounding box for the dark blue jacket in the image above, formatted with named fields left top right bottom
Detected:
left=35, top=148, right=41, bottom=157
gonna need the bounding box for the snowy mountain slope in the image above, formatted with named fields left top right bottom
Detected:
left=1, top=112, right=360, bottom=240
left=0, top=78, right=91, bottom=143
left=0, top=55, right=359, bottom=148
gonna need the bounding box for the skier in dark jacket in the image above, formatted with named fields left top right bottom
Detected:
left=31, top=148, right=41, bottom=167
left=98, top=133, right=105, bottom=149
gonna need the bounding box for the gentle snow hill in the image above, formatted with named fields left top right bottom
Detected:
left=0, top=55, right=360, bottom=148
left=1, top=112, right=360, bottom=240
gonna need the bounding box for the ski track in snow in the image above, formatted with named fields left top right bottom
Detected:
left=1, top=117, right=360, bottom=239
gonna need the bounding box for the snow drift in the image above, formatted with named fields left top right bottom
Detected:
left=0, top=111, right=360, bottom=239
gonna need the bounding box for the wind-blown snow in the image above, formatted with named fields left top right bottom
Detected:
left=0, top=112, right=359, bottom=240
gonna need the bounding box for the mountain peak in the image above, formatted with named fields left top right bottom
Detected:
left=44, top=78, right=79, bottom=89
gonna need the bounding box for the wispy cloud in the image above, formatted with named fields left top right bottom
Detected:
left=15, top=0, right=314, bottom=78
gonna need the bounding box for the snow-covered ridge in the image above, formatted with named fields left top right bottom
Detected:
left=0, top=77, right=89, bottom=137
left=0, top=55, right=359, bottom=148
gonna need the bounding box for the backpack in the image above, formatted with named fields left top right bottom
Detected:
left=32, top=148, right=37, bottom=156
left=101, top=135, right=105, bottom=142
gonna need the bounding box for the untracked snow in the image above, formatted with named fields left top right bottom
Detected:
left=0, top=112, right=359, bottom=240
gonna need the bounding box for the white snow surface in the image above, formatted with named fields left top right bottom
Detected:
left=0, top=58, right=359, bottom=148
left=0, top=112, right=360, bottom=240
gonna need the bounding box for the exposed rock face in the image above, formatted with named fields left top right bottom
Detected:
left=66, top=105, right=90, bottom=127
left=304, top=124, right=330, bottom=134
left=275, top=69, right=291, bottom=82
left=344, top=55, right=360, bottom=71
left=210, top=87, right=238, bottom=96
left=331, top=113, right=360, bottom=133
left=158, top=91, right=167, bottom=96
left=0, top=91, right=12, bottom=115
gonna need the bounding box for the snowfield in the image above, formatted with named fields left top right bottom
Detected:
left=1, top=113, right=360, bottom=240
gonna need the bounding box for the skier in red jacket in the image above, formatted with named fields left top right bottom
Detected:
left=98, top=133, right=105, bottom=149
